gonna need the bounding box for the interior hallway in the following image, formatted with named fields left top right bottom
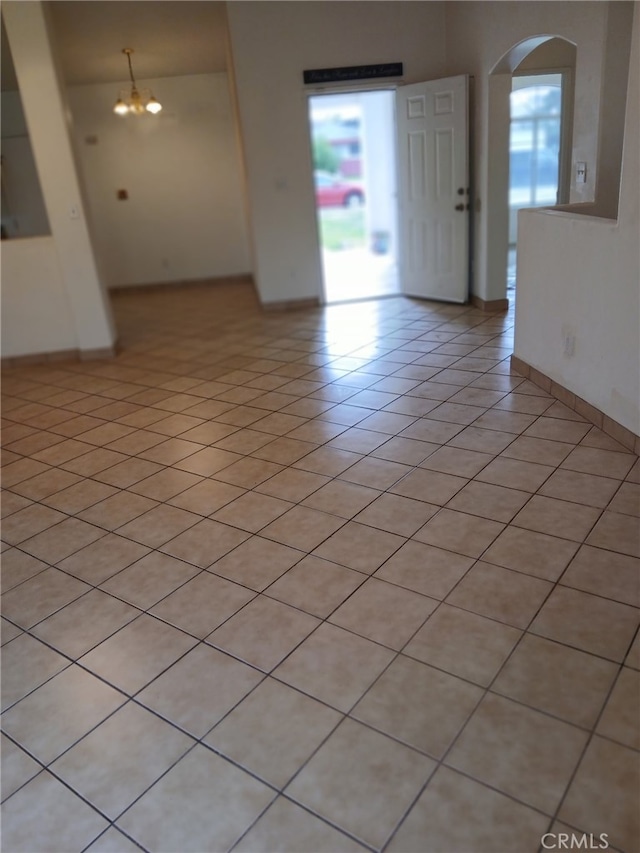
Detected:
left=1, top=281, right=639, bottom=852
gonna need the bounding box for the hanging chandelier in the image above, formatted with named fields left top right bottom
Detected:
left=113, top=48, right=162, bottom=116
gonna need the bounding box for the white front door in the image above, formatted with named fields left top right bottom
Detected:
left=396, top=75, right=469, bottom=302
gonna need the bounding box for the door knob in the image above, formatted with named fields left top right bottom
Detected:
left=455, top=203, right=465, bottom=211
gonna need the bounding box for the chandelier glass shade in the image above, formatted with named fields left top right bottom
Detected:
left=113, top=48, right=162, bottom=116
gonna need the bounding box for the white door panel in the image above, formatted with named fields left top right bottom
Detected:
left=397, top=75, right=469, bottom=302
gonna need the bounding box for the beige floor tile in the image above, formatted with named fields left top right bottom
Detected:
left=41, top=480, right=118, bottom=515
left=138, top=438, right=204, bottom=465
left=266, top=555, right=364, bottom=617
left=586, top=510, right=640, bottom=557
left=327, top=426, right=388, bottom=454
left=1, top=665, right=126, bottom=765
left=10, top=468, right=83, bottom=501
left=1, top=733, right=42, bottom=802
left=292, top=445, right=363, bottom=477
left=32, top=589, right=139, bottom=659
left=301, top=479, right=379, bottom=519
left=387, top=765, right=549, bottom=853
left=446, top=561, right=553, bottom=628
left=0, top=548, right=48, bottom=592
left=86, top=827, right=142, bottom=852
left=92, top=457, right=164, bottom=489
left=626, top=631, right=640, bottom=670
left=447, top=692, right=588, bottom=814
left=596, top=667, right=640, bottom=749
left=608, top=481, right=640, bottom=517
left=419, top=445, right=494, bottom=478
left=446, top=425, right=517, bottom=455
left=539, top=468, right=621, bottom=508
left=213, top=427, right=277, bottom=454
left=414, top=508, right=504, bottom=558
left=61, top=447, right=129, bottom=477
left=210, top=535, right=303, bottom=591
left=405, top=603, right=521, bottom=686
left=524, top=417, right=592, bottom=444
left=1, top=634, right=70, bottom=712
left=207, top=595, right=319, bottom=672
left=274, top=622, right=395, bottom=712
left=493, top=634, right=618, bottom=728
left=260, top=505, right=345, bottom=552
left=285, top=718, right=435, bottom=849
left=353, top=655, right=482, bottom=757
left=117, top=746, right=275, bottom=853
left=100, top=552, right=199, bottom=609
left=213, top=456, right=284, bottom=487
left=1, top=617, right=22, bottom=646
left=254, top=467, right=330, bottom=502
left=338, top=456, right=412, bottom=491
left=167, top=478, right=245, bottom=515
left=561, top=545, right=640, bottom=607
left=561, top=446, right=636, bottom=479
left=1, top=568, right=91, bottom=629
left=79, top=491, right=158, bottom=531
left=502, top=435, right=574, bottom=466
left=115, top=504, right=200, bottom=548
left=161, top=518, right=249, bottom=568
left=389, top=468, right=468, bottom=507
left=50, top=701, right=192, bottom=819
left=234, top=795, right=366, bottom=853
left=0, top=770, right=109, bottom=853
left=427, top=401, right=487, bottom=426
left=376, top=540, right=474, bottom=599
left=353, top=492, right=439, bottom=537
left=127, top=468, right=203, bottom=501
left=212, top=490, right=293, bottom=532
left=512, top=494, right=601, bottom=541
left=0, top=458, right=51, bottom=488
left=482, top=525, right=579, bottom=581
left=79, top=614, right=197, bottom=694
left=472, top=409, right=537, bottom=434
left=329, top=577, right=436, bottom=650
left=137, top=643, right=262, bottom=737
left=171, top=446, right=241, bottom=477
left=494, top=392, right=553, bottom=415
left=446, top=480, right=531, bottom=522
left=1, top=503, right=67, bottom=545
left=206, top=678, right=340, bottom=788
left=102, top=429, right=167, bottom=456
left=476, top=456, right=554, bottom=492
left=354, top=410, right=418, bottom=435
left=20, top=517, right=106, bottom=563
left=559, top=736, right=640, bottom=853
left=252, top=436, right=316, bottom=465
left=314, top=521, right=404, bottom=574
left=370, top=435, right=439, bottom=466
left=0, top=493, right=33, bottom=522
left=57, top=533, right=150, bottom=585
left=151, top=571, right=255, bottom=637
left=530, top=586, right=640, bottom=662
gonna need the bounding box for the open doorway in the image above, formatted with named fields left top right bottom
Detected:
left=308, top=90, right=399, bottom=304
left=508, top=72, right=565, bottom=293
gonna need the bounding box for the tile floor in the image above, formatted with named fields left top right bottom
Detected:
left=1, top=280, right=639, bottom=853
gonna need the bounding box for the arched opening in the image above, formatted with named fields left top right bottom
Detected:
left=486, top=36, right=576, bottom=303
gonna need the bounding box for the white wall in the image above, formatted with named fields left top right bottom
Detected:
left=1, top=238, right=77, bottom=356
left=514, top=5, right=639, bottom=435
left=226, top=1, right=448, bottom=305
left=2, top=1, right=116, bottom=359
left=68, top=73, right=251, bottom=288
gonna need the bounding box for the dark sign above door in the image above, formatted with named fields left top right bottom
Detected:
left=303, top=63, right=403, bottom=85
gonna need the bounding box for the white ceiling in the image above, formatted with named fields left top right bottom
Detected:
left=3, top=1, right=229, bottom=90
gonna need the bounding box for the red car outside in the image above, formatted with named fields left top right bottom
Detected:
left=314, top=172, right=365, bottom=208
